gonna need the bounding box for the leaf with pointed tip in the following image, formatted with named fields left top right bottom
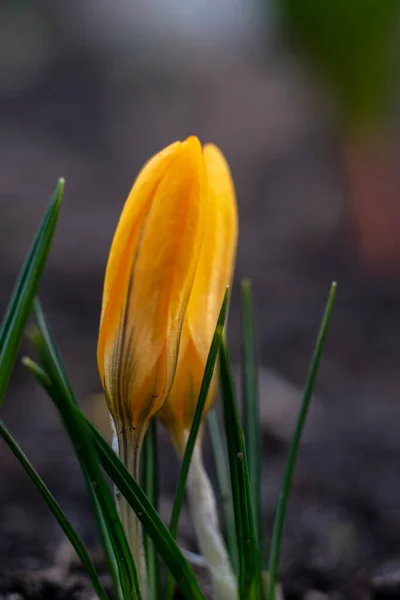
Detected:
left=0, top=179, right=63, bottom=407
left=266, top=282, right=337, bottom=600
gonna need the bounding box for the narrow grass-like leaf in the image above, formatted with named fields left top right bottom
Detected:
left=241, top=280, right=263, bottom=561
left=266, top=282, right=337, bottom=600
left=0, top=418, right=108, bottom=600
left=165, top=289, right=228, bottom=600
left=29, top=303, right=141, bottom=600
left=207, top=408, right=238, bottom=573
left=220, top=340, right=259, bottom=600
left=142, top=419, right=161, bottom=600
left=25, top=352, right=127, bottom=600
left=24, top=348, right=206, bottom=599
left=0, top=179, right=63, bottom=408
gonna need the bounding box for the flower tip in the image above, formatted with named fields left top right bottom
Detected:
left=171, top=136, right=206, bottom=185
left=180, top=136, right=203, bottom=164
left=203, top=142, right=224, bottom=160
left=202, top=144, right=235, bottom=189
left=184, top=135, right=202, bottom=148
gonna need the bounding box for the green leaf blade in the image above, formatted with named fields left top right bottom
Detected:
left=142, top=419, right=162, bottom=600
left=266, top=282, right=337, bottom=600
left=219, top=340, right=260, bottom=600
left=241, top=279, right=263, bottom=563
left=0, top=179, right=63, bottom=407
left=0, top=418, right=108, bottom=600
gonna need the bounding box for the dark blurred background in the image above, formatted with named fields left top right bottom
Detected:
left=1, top=1, right=400, bottom=598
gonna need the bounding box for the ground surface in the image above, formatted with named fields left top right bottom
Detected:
left=1, top=35, right=400, bottom=599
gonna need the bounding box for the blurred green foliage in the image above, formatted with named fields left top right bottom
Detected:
left=280, top=0, right=400, bottom=133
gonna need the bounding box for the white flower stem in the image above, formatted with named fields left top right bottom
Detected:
left=183, top=434, right=238, bottom=600
left=112, top=425, right=148, bottom=599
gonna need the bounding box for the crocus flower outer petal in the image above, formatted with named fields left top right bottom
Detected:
left=160, top=143, right=238, bottom=445
left=97, top=136, right=207, bottom=433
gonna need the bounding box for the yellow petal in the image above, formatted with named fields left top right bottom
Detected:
left=98, top=140, right=180, bottom=377
left=160, top=143, right=238, bottom=441
left=187, top=143, right=238, bottom=354
left=97, top=136, right=207, bottom=433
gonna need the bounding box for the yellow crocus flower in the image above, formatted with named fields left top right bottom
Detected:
left=160, top=143, right=238, bottom=450
left=97, top=138, right=237, bottom=598
left=97, top=136, right=207, bottom=449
